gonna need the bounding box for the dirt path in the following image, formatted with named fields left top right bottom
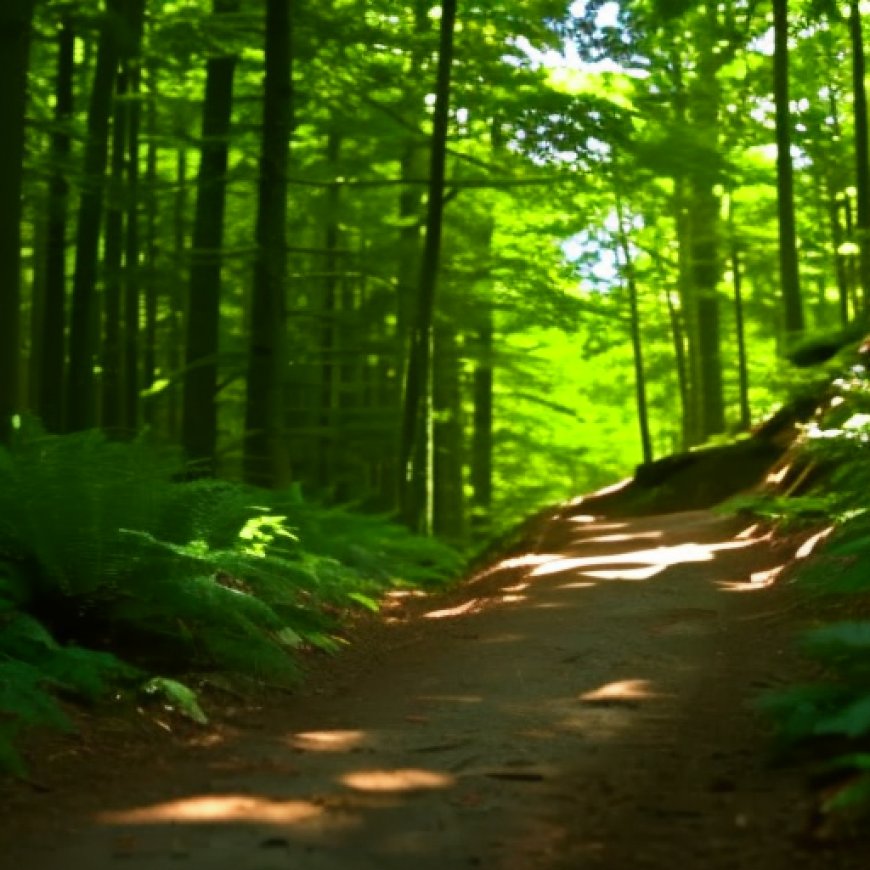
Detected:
left=1, top=509, right=864, bottom=869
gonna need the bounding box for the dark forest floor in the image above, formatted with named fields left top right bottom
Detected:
left=1, top=506, right=868, bottom=869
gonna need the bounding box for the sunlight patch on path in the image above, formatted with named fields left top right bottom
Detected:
left=530, top=537, right=761, bottom=580
left=424, top=599, right=482, bottom=619
left=99, top=795, right=324, bottom=825
left=340, top=769, right=454, bottom=793
left=579, top=679, right=664, bottom=704
left=291, top=730, right=368, bottom=753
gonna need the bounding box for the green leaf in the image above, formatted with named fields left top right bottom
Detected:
left=825, top=752, right=870, bottom=772
left=142, top=677, right=208, bottom=725
left=347, top=592, right=380, bottom=612
left=803, top=622, right=870, bottom=659
left=822, top=772, right=870, bottom=814
left=815, top=696, right=870, bottom=739
left=276, top=627, right=303, bottom=647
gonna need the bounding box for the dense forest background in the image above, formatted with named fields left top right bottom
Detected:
left=4, top=0, right=869, bottom=543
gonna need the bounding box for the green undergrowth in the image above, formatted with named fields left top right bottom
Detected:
left=734, top=355, right=870, bottom=819
left=0, top=426, right=461, bottom=774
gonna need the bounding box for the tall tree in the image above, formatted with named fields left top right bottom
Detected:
left=66, top=0, right=124, bottom=431
left=687, top=3, right=725, bottom=439
left=244, top=0, right=292, bottom=487
left=121, top=0, right=146, bottom=432
left=0, top=0, right=35, bottom=442
left=399, top=0, right=458, bottom=531
left=470, top=215, right=495, bottom=532
left=101, top=66, right=130, bottom=432
left=39, top=13, right=75, bottom=433
left=182, top=0, right=239, bottom=473
left=316, top=129, right=342, bottom=489
left=773, top=0, right=805, bottom=335
left=848, top=0, right=870, bottom=314
left=614, top=170, right=653, bottom=465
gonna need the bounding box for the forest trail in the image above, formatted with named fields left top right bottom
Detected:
left=1, top=508, right=864, bottom=869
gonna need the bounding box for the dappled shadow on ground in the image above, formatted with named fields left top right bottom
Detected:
left=1, top=510, right=853, bottom=870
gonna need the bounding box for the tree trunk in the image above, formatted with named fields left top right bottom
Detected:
left=399, top=0, right=458, bottom=531
left=0, top=0, right=35, bottom=442
left=471, top=214, right=496, bottom=534
left=849, top=0, right=870, bottom=315
left=101, top=69, right=129, bottom=433
left=67, top=0, right=123, bottom=431
left=829, top=186, right=851, bottom=326
left=471, top=312, right=494, bottom=524
left=773, top=0, right=804, bottom=336
left=732, top=244, right=751, bottom=429
left=142, top=56, right=159, bottom=427
left=432, top=318, right=465, bottom=540
left=39, top=15, right=74, bottom=433
left=673, top=176, right=697, bottom=447
left=123, top=38, right=144, bottom=433
left=244, top=0, right=292, bottom=487
left=389, top=3, right=430, bottom=507
left=614, top=175, right=653, bottom=465
left=317, top=130, right=341, bottom=489
left=182, top=0, right=239, bottom=472
left=169, top=145, right=189, bottom=440
left=686, top=5, right=725, bottom=441
left=664, top=285, right=689, bottom=439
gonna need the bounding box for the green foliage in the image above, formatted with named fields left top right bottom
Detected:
left=724, top=492, right=840, bottom=528
left=142, top=677, right=208, bottom=725
left=0, top=609, right=138, bottom=775
left=756, top=366, right=870, bottom=817
left=760, top=625, right=870, bottom=816
left=0, top=429, right=461, bottom=773
left=821, top=755, right=870, bottom=815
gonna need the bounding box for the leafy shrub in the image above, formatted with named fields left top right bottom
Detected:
left=0, top=426, right=461, bottom=773
left=0, top=607, right=139, bottom=774
left=752, top=362, right=870, bottom=817
left=760, top=622, right=870, bottom=817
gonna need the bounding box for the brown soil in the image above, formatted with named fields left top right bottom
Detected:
left=1, top=507, right=867, bottom=869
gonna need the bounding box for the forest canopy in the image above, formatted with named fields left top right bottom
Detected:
left=0, top=0, right=868, bottom=533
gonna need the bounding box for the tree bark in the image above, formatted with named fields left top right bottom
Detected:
left=686, top=3, right=725, bottom=440
left=67, top=0, right=124, bottom=431
left=0, top=0, right=35, bottom=442
left=399, top=0, right=458, bottom=531
left=142, top=56, right=159, bottom=427
left=244, top=0, right=292, bottom=487
left=471, top=214, right=496, bottom=534
left=672, top=176, right=697, bottom=447
left=182, top=0, right=239, bottom=473
left=122, top=30, right=144, bottom=433
left=849, top=0, right=870, bottom=315
left=732, top=243, right=751, bottom=430
left=432, top=319, right=465, bottom=540
left=39, top=15, right=74, bottom=433
left=317, top=130, right=342, bottom=490
left=614, top=174, right=653, bottom=465
left=773, top=0, right=805, bottom=335
left=169, top=145, right=189, bottom=440
left=101, top=69, right=129, bottom=433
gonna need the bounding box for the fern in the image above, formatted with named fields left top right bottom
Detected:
left=0, top=427, right=461, bottom=771
left=753, top=364, right=870, bottom=816
left=0, top=613, right=137, bottom=775
left=142, top=677, right=208, bottom=725
left=821, top=755, right=870, bottom=815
